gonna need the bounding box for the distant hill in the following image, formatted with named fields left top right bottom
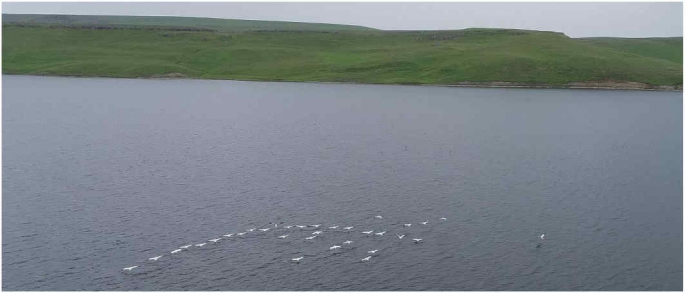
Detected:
left=2, top=14, right=378, bottom=32
left=2, top=14, right=682, bottom=89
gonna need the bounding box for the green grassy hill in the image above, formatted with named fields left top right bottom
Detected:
left=2, top=14, right=377, bottom=32
left=2, top=14, right=682, bottom=88
left=577, top=37, right=683, bottom=64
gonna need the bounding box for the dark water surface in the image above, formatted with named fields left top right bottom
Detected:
left=3, top=75, right=682, bottom=290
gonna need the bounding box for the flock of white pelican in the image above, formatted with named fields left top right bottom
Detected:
left=122, top=215, right=545, bottom=272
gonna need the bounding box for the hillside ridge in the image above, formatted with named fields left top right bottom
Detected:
left=2, top=13, right=379, bottom=32
left=3, top=14, right=682, bottom=90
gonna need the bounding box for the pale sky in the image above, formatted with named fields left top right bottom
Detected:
left=2, top=2, right=683, bottom=38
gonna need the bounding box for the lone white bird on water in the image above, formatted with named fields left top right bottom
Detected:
left=413, top=239, right=423, bottom=243
left=305, top=236, right=317, bottom=240
left=223, top=234, right=234, bottom=238
left=540, top=234, right=545, bottom=240
left=328, top=226, right=339, bottom=229
left=343, top=240, right=353, bottom=245
left=343, top=226, right=354, bottom=230
left=440, top=217, right=447, bottom=221
left=195, top=243, right=206, bottom=247
left=312, top=231, right=323, bottom=235
left=397, top=234, right=405, bottom=239
left=403, top=223, right=412, bottom=227
left=329, top=245, right=342, bottom=250
left=180, top=245, right=192, bottom=249
left=149, top=256, right=162, bottom=261
left=375, top=215, right=383, bottom=219
left=123, top=266, right=138, bottom=271
left=375, top=231, right=386, bottom=236
left=361, top=256, right=372, bottom=262
left=278, top=235, right=289, bottom=239
left=362, top=230, right=374, bottom=235
left=171, top=249, right=183, bottom=254
left=367, top=250, right=378, bottom=254
left=209, top=238, right=221, bottom=243
left=420, top=221, right=428, bottom=225
left=292, top=257, right=304, bottom=262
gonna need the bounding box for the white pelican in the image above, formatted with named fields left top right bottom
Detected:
left=403, top=223, right=412, bottom=227
left=305, top=236, right=317, bottom=240
left=329, top=245, right=342, bottom=250
left=367, top=250, right=378, bottom=254
left=237, top=232, right=246, bottom=236
left=362, top=230, right=374, bottom=235
left=540, top=234, right=545, bottom=240
left=310, top=224, right=321, bottom=228
left=171, top=249, right=183, bottom=254
left=361, top=256, right=372, bottom=262
left=296, top=225, right=306, bottom=229
left=149, top=256, right=162, bottom=261
left=375, top=231, right=386, bottom=236
left=278, top=235, right=289, bottom=239
left=413, top=238, right=423, bottom=243
left=343, top=240, right=353, bottom=244
left=292, top=257, right=304, bottom=262
left=179, top=245, right=192, bottom=249
left=420, top=221, right=428, bottom=225
left=375, top=215, right=383, bottom=219
left=343, top=226, right=354, bottom=230
left=312, top=231, right=323, bottom=235
left=223, top=234, right=234, bottom=238
left=328, top=226, right=339, bottom=229
left=123, top=266, right=138, bottom=271
left=397, top=234, right=405, bottom=239
left=440, top=217, right=447, bottom=221
left=208, top=238, right=221, bottom=243
left=195, top=243, right=206, bottom=247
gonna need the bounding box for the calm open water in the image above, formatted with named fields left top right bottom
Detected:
left=2, top=75, right=682, bottom=290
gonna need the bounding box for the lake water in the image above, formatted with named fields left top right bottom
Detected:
left=2, top=75, right=682, bottom=290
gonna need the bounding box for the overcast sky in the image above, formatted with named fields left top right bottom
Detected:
left=3, top=2, right=682, bottom=38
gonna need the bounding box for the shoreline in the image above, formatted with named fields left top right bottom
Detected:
left=4, top=73, right=682, bottom=92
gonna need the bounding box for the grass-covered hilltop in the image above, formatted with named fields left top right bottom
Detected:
left=3, top=14, right=683, bottom=90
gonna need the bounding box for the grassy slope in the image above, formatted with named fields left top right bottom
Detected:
left=577, top=37, right=683, bottom=64
left=3, top=25, right=682, bottom=86
left=2, top=14, right=377, bottom=32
